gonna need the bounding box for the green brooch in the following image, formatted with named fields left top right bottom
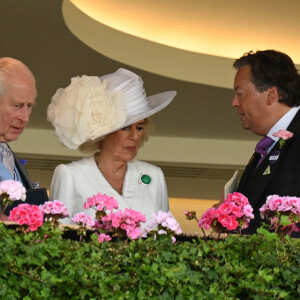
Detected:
left=139, top=174, right=152, bottom=185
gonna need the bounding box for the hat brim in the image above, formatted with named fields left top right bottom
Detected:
left=97, top=90, right=176, bottom=138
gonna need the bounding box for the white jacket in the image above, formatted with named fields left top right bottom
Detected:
left=50, top=157, right=169, bottom=226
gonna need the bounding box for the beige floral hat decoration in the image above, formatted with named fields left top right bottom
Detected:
left=47, top=68, right=176, bottom=149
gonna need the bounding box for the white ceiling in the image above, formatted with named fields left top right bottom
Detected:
left=2, top=0, right=299, bottom=142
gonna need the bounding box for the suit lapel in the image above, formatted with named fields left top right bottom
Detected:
left=14, top=155, right=33, bottom=189
left=7, top=145, right=33, bottom=189
left=243, top=109, right=300, bottom=208
left=249, top=143, right=281, bottom=207
left=237, top=153, right=259, bottom=192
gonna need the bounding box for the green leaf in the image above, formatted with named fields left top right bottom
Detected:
left=280, top=215, right=292, bottom=226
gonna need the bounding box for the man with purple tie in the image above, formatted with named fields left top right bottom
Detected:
left=232, top=50, right=300, bottom=237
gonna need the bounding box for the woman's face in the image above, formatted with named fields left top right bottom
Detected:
left=102, top=119, right=145, bottom=162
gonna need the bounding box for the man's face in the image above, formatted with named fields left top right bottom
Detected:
left=232, top=65, right=269, bottom=136
left=0, top=72, right=36, bottom=142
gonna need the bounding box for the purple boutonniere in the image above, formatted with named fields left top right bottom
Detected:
left=272, top=129, right=294, bottom=149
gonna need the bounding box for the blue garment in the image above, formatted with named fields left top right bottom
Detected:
left=0, top=161, right=23, bottom=183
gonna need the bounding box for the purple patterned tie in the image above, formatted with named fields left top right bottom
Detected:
left=255, top=136, right=274, bottom=168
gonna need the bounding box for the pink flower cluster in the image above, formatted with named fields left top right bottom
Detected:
left=183, top=210, right=197, bottom=221
left=97, top=233, right=112, bottom=243
left=260, top=195, right=300, bottom=215
left=260, top=195, right=300, bottom=233
left=9, top=203, right=44, bottom=231
left=39, top=200, right=69, bottom=218
left=0, top=180, right=26, bottom=201
left=272, top=129, right=294, bottom=140
left=84, top=193, right=119, bottom=211
left=72, top=212, right=95, bottom=227
left=101, top=208, right=146, bottom=239
left=143, top=211, right=182, bottom=243
left=146, top=211, right=182, bottom=234
left=199, top=192, right=254, bottom=232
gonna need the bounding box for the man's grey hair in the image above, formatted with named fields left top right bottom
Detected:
left=0, top=57, right=36, bottom=98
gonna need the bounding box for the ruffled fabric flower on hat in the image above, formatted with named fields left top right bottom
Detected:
left=47, top=76, right=127, bottom=149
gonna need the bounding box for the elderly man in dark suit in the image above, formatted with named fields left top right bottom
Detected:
left=232, top=50, right=300, bottom=237
left=0, top=57, right=36, bottom=220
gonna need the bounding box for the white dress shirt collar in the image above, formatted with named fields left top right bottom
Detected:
left=267, top=106, right=300, bottom=142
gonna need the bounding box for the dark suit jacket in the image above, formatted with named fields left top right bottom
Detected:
left=237, top=109, right=300, bottom=237
left=13, top=152, right=33, bottom=189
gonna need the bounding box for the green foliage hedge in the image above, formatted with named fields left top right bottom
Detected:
left=0, top=223, right=299, bottom=299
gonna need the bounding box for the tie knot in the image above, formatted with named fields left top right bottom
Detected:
left=255, top=136, right=274, bottom=156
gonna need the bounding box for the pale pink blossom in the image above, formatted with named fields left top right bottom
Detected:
left=127, top=227, right=141, bottom=239
left=259, top=195, right=300, bottom=236
left=82, top=193, right=146, bottom=240
left=243, top=204, right=254, bottom=218
left=162, top=217, right=182, bottom=234
left=272, top=129, right=293, bottom=140
left=84, top=193, right=119, bottom=211
left=268, top=196, right=283, bottom=211
left=52, top=200, right=66, bottom=214
left=97, top=233, right=112, bottom=243
left=100, top=208, right=145, bottom=239
left=143, top=211, right=182, bottom=239
left=72, top=212, right=95, bottom=227
left=39, top=200, right=69, bottom=219
left=279, top=197, right=293, bottom=211
left=0, top=180, right=26, bottom=201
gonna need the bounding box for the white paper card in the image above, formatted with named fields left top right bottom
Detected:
left=224, top=170, right=240, bottom=199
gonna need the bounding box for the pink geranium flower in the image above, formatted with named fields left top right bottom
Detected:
left=143, top=211, right=182, bottom=242
left=197, top=192, right=254, bottom=234
left=39, top=200, right=69, bottom=228
left=227, top=215, right=239, bottom=231
left=84, top=193, right=119, bottom=211
left=9, top=203, right=44, bottom=232
left=0, top=180, right=26, bottom=217
left=260, top=195, right=300, bottom=238
left=100, top=208, right=145, bottom=240
left=0, top=180, right=26, bottom=201
left=40, top=200, right=69, bottom=218
left=97, top=233, right=112, bottom=243
left=72, top=212, right=95, bottom=227
left=81, top=193, right=147, bottom=242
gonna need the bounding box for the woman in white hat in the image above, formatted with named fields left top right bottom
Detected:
left=47, top=68, right=176, bottom=224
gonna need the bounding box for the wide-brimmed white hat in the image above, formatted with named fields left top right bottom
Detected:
left=47, top=68, right=176, bottom=149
